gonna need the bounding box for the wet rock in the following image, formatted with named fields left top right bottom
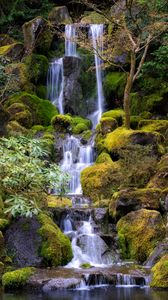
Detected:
left=48, top=6, right=72, bottom=25
left=42, top=278, right=80, bottom=291
left=63, top=56, right=83, bottom=116
left=94, top=208, right=108, bottom=222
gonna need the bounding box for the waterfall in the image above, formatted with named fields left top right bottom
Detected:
left=90, top=24, right=105, bottom=128
left=61, top=135, right=94, bottom=194
left=47, top=58, right=64, bottom=114
left=65, top=24, right=77, bottom=56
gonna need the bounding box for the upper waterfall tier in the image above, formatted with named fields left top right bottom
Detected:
left=65, top=24, right=77, bottom=57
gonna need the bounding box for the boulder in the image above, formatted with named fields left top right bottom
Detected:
left=81, top=162, right=122, bottom=202
left=117, top=209, right=166, bottom=263
left=99, top=117, right=118, bottom=135
left=5, top=213, right=72, bottom=268
left=147, top=154, right=168, bottom=189
left=150, top=255, right=168, bottom=288
left=22, top=17, right=53, bottom=55
left=109, top=188, right=162, bottom=219
left=48, top=6, right=72, bottom=25
left=63, top=56, right=83, bottom=116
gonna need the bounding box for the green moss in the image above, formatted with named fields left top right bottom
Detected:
left=104, top=127, right=133, bottom=153
left=51, top=114, right=72, bottom=132
left=81, top=130, right=92, bottom=142
left=14, top=110, right=32, bottom=129
left=96, top=152, right=112, bottom=164
left=36, top=85, right=47, bottom=99
left=130, top=116, right=141, bottom=129
left=31, top=125, right=45, bottom=134
left=6, top=92, right=58, bottom=126
left=99, top=117, right=118, bottom=135
left=117, top=209, right=165, bottom=263
left=23, top=54, right=49, bottom=84
left=150, top=255, right=168, bottom=288
left=130, top=92, right=166, bottom=115
left=80, top=263, right=92, bottom=269
left=47, top=196, right=72, bottom=208
left=0, top=43, right=23, bottom=60
left=81, top=162, right=121, bottom=202
left=38, top=213, right=72, bottom=266
left=71, top=116, right=91, bottom=129
left=103, top=72, right=127, bottom=102
left=42, top=133, right=55, bottom=141
left=139, top=120, right=168, bottom=138
left=147, top=154, right=168, bottom=189
left=81, top=12, right=108, bottom=24
left=0, top=44, right=16, bottom=55
left=102, top=109, right=124, bottom=126
left=2, top=267, right=34, bottom=290
left=72, top=123, right=88, bottom=134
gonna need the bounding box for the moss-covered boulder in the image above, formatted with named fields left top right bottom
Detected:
left=22, top=17, right=53, bottom=55
left=23, top=54, right=49, bottom=84
left=47, top=195, right=72, bottom=208
left=103, top=72, right=127, bottom=106
left=81, top=162, right=122, bottom=202
left=99, top=117, right=118, bottom=135
left=51, top=114, right=91, bottom=134
left=5, top=92, right=58, bottom=126
left=7, top=101, right=33, bottom=128
left=117, top=209, right=166, bottom=263
left=147, top=154, right=168, bottom=189
left=2, top=267, right=35, bottom=291
left=51, top=114, right=72, bottom=132
left=109, top=188, right=162, bottom=219
left=38, top=213, right=72, bottom=266
left=104, top=127, right=162, bottom=155
left=139, top=120, right=168, bottom=144
left=102, top=109, right=124, bottom=126
left=48, top=6, right=72, bottom=24
left=150, top=255, right=168, bottom=288
left=0, top=43, right=23, bottom=61
left=80, top=12, right=108, bottom=24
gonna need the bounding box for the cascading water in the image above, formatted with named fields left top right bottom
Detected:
left=47, top=58, right=64, bottom=114
left=61, top=135, right=94, bottom=194
left=65, top=24, right=77, bottom=56
left=63, top=215, right=113, bottom=268
left=89, top=24, right=105, bottom=128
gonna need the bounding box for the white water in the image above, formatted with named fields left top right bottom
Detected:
left=47, top=58, right=64, bottom=114
left=89, top=24, right=105, bottom=128
left=65, top=24, right=77, bottom=56
left=64, top=215, right=113, bottom=268
left=61, top=135, right=94, bottom=194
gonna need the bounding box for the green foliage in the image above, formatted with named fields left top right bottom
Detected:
left=0, top=136, right=70, bottom=217
left=23, top=54, right=49, bottom=84
left=103, top=72, right=127, bottom=102
left=2, top=267, right=34, bottom=289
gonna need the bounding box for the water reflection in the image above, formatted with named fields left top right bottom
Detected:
left=1, top=287, right=168, bottom=300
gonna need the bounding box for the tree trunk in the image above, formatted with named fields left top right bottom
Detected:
left=123, top=51, right=136, bottom=129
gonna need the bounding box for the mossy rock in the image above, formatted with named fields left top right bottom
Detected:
left=81, top=162, right=122, bottom=202
left=47, top=195, right=72, bottom=208
left=104, top=127, right=162, bottom=155
left=72, top=123, right=88, bottom=134
left=36, top=85, right=47, bottom=99
left=0, top=43, right=23, bottom=61
left=96, top=152, right=113, bottom=164
left=109, top=188, right=162, bottom=220
left=102, top=109, right=124, bottom=126
left=0, top=104, right=10, bottom=136
left=130, top=116, right=141, bottom=130
left=48, top=6, right=72, bottom=24
left=81, top=130, right=92, bottom=143
left=13, top=110, right=33, bottom=129
left=80, top=12, right=108, bottom=24
left=147, top=154, right=168, bottom=189
left=38, top=213, right=73, bottom=266
left=7, top=103, right=27, bottom=115
left=6, top=121, right=28, bottom=136
left=117, top=209, right=166, bottom=263
left=6, top=92, right=58, bottom=126
left=51, top=114, right=72, bottom=132
left=5, top=63, right=34, bottom=94
left=99, top=117, right=118, bottom=135
left=23, top=54, right=49, bottom=84
left=150, top=255, right=168, bottom=288
left=71, top=116, right=91, bottom=132
left=103, top=72, right=127, bottom=104
left=2, top=267, right=35, bottom=290
left=139, top=120, right=168, bottom=141
left=31, top=125, right=45, bottom=135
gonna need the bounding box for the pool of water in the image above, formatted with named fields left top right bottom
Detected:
left=1, top=287, right=168, bottom=300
